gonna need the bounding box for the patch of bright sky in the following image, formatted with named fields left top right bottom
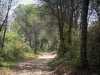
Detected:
left=9, top=0, right=97, bottom=25
left=9, top=0, right=38, bottom=15
left=19, top=0, right=38, bottom=5
left=9, top=0, right=38, bottom=21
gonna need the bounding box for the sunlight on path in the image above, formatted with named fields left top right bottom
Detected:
left=0, top=52, right=56, bottom=75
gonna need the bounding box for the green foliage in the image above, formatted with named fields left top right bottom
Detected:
left=50, top=43, right=80, bottom=69
left=5, top=32, right=24, bottom=42
left=88, top=22, right=100, bottom=73
left=0, top=62, right=16, bottom=68
left=0, top=32, right=35, bottom=67
left=51, top=27, right=81, bottom=69
left=12, top=4, right=40, bottom=33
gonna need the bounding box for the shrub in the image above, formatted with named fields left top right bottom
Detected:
left=0, top=32, right=34, bottom=62
left=50, top=43, right=80, bottom=69
left=0, top=42, right=25, bottom=61
left=88, top=23, right=100, bottom=73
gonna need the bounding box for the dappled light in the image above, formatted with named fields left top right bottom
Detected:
left=0, top=52, right=56, bottom=75
left=0, top=0, right=100, bottom=75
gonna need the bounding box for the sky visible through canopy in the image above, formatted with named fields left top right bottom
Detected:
left=19, top=0, right=97, bottom=25
left=11, top=0, right=97, bottom=25
left=19, top=0, right=38, bottom=5
left=10, top=0, right=38, bottom=16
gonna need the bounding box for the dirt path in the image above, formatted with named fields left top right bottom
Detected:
left=0, top=52, right=56, bottom=75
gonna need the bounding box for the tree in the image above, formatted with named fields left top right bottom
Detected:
left=91, top=0, right=100, bottom=22
left=12, top=4, right=58, bottom=53
left=12, top=4, right=41, bottom=52
left=0, top=0, right=13, bottom=47
left=0, top=0, right=12, bottom=32
left=40, top=0, right=67, bottom=56
left=67, top=0, right=74, bottom=44
left=80, top=0, right=90, bottom=67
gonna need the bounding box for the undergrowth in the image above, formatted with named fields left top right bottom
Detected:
left=49, top=43, right=80, bottom=69
left=0, top=33, right=38, bottom=69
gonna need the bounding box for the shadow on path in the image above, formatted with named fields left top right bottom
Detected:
left=0, top=52, right=56, bottom=75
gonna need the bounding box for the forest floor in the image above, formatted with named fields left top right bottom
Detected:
left=0, top=52, right=56, bottom=75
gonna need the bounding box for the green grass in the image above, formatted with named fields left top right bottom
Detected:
left=0, top=61, right=16, bottom=69
left=0, top=52, right=39, bottom=69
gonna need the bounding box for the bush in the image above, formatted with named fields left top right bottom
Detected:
left=0, top=41, right=25, bottom=61
left=88, top=23, right=100, bottom=73
left=50, top=43, right=80, bottom=69
left=0, top=32, right=34, bottom=62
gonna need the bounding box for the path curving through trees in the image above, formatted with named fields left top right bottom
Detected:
left=0, top=52, right=56, bottom=75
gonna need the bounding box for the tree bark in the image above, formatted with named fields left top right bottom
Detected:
left=57, top=0, right=66, bottom=57
left=34, top=34, right=39, bottom=53
left=97, top=0, right=100, bottom=23
left=58, top=18, right=65, bottom=56
left=81, top=0, right=89, bottom=67
left=29, top=35, right=32, bottom=48
left=68, top=0, right=74, bottom=45
left=2, top=18, right=8, bottom=47
left=0, top=0, right=12, bottom=32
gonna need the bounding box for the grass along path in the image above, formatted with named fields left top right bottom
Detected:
left=0, top=52, right=56, bottom=75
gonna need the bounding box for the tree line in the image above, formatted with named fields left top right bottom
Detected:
left=0, top=0, right=100, bottom=74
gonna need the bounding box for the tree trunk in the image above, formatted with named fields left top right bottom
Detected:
left=80, top=0, right=89, bottom=67
left=73, top=10, right=79, bottom=28
left=29, top=35, right=32, bottom=48
left=58, top=15, right=66, bottom=56
left=40, top=42, right=44, bottom=51
left=97, top=0, right=100, bottom=23
left=58, top=22, right=65, bottom=56
left=0, top=0, right=12, bottom=32
left=57, top=0, right=67, bottom=57
left=68, top=0, right=74, bottom=45
left=34, top=34, right=39, bottom=53
left=2, top=19, right=8, bottom=47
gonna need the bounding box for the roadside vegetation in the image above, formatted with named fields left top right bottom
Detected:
left=0, top=0, right=100, bottom=75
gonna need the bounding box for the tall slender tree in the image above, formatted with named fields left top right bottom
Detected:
left=81, top=0, right=90, bottom=67
left=67, top=0, right=74, bottom=44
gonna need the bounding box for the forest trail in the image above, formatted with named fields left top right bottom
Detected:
left=0, top=52, right=56, bottom=75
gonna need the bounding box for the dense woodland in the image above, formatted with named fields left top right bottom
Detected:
left=0, top=0, right=100, bottom=75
